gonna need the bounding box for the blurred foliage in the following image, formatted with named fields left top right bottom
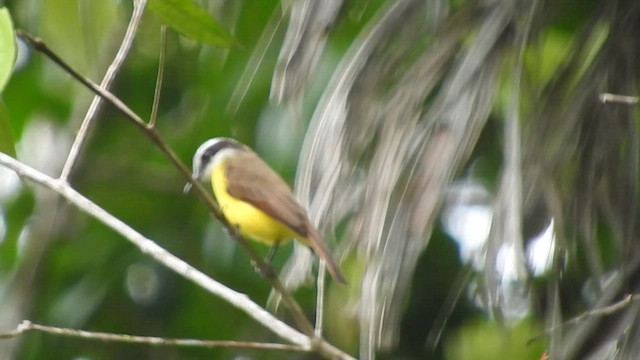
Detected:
left=0, top=7, right=15, bottom=156
left=0, top=101, right=15, bottom=157
left=147, top=0, right=237, bottom=47
left=445, top=317, right=544, bottom=360
left=1, top=1, right=291, bottom=359
left=0, top=0, right=638, bottom=360
left=0, top=7, right=16, bottom=93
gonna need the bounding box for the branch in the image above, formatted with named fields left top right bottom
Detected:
left=0, top=153, right=354, bottom=360
left=315, top=260, right=327, bottom=337
left=17, top=30, right=316, bottom=338
left=0, top=320, right=306, bottom=352
left=149, top=25, right=167, bottom=128
left=530, top=293, right=640, bottom=344
left=13, top=31, right=355, bottom=359
left=563, top=294, right=640, bottom=324
left=225, top=3, right=285, bottom=117
left=0, top=152, right=306, bottom=344
left=599, top=93, right=639, bottom=105
left=60, top=0, right=148, bottom=181
left=16, top=31, right=148, bottom=129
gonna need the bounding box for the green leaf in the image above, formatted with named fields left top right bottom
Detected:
left=0, top=191, right=34, bottom=274
left=148, top=0, right=237, bottom=48
left=0, top=7, right=16, bottom=93
left=0, top=100, right=15, bottom=157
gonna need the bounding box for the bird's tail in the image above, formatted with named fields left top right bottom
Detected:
left=306, top=225, right=347, bottom=284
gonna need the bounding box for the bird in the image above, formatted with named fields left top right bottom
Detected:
left=187, top=137, right=346, bottom=283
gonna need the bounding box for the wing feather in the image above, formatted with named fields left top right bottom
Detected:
left=225, top=152, right=309, bottom=237
left=225, top=151, right=346, bottom=283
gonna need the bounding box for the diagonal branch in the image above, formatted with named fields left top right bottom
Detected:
left=529, top=294, right=640, bottom=346
left=0, top=152, right=307, bottom=345
left=0, top=153, right=354, bottom=360
left=60, top=0, right=148, bottom=181
left=17, top=30, right=316, bottom=338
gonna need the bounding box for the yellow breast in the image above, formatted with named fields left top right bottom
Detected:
left=211, top=160, right=297, bottom=245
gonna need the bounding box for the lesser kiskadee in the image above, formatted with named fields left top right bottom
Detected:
left=188, top=137, right=346, bottom=283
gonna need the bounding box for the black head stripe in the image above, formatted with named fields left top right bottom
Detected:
left=202, top=138, right=243, bottom=162
left=192, top=138, right=245, bottom=180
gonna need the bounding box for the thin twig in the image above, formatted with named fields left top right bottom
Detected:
left=225, top=3, right=284, bottom=117
left=315, top=260, right=326, bottom=337
left=599, top=93, right=639, bottom=104
left=529, top=294, right=640, bottom=344
left=17, top=30, right=316, bottom=339
left=0, top=320, right=307, bottom=352
left=149, top=25, right=167, bottom=128
left=564, top=294, right=640, bottom=324
left=17, top=31, right=147, bottom=129
left=59, top=0, right=148, bottom=181
left=426, top=266, right=472, bottom=349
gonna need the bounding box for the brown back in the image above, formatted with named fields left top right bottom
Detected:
left=224, top=150, right=347, bottom=283
left=225, top=151, right=309, bottom=237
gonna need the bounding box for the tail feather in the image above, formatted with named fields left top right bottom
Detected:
left=306, top=225, right=347, bottom=284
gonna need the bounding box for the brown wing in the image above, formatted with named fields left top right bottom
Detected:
left=225, top=151, right=347, bottom=284
left=306, top=226, right=347, bottom=283
left=225, top=151, right=309, bottom=237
